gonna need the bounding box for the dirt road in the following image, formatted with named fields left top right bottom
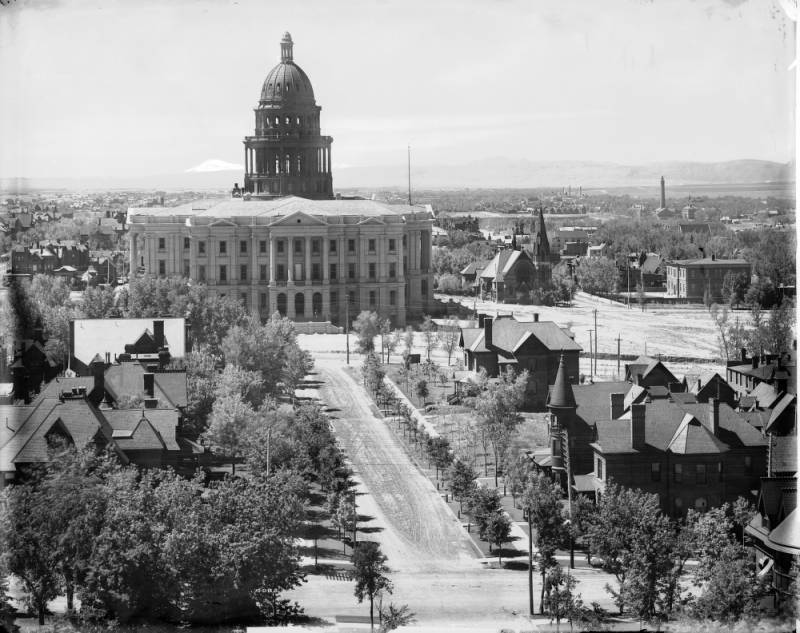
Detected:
left=307, top=357, right=481, bottom=573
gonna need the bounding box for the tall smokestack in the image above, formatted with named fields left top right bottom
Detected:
left=660, top=176, right=666, bottom=209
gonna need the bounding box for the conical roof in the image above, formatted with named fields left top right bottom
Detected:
left=548, top=353, right=576, bottom=409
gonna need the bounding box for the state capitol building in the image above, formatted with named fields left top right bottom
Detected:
left=128, top=33, right=434, bottom=327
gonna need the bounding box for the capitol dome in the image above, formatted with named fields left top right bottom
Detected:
left=259, top=32, right=316, bottom=105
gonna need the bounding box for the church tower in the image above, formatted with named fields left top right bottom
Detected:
left=242, top=33, right=334, bottom=199
left=529, top=207, right=556, bottom=288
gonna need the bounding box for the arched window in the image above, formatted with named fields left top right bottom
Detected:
left=312, top=292, right=322, bottom=317
left=275, top=116, right=280, bottom=125
left=285, top=154, right=291, bottom=174
left=295, top=293, right=305, bottom=317
left=285, top=116, right=291, bottom=125
left=274, top=156, right=280, bottom=174
left=296, top=155, right=302, bottom=174
left=276, top=293, right=287, bottom=316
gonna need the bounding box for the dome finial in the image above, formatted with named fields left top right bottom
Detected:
left=281, top=32, right=293, bottom=62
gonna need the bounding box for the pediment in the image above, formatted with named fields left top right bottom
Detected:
left=269, top=210, right=328, bottom=227
left=208, top=218, right=238, bottom=227
left=358, top=216, right=386, bottom=226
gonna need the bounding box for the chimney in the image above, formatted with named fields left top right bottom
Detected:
left=143, top=372, right=155, bottom=398
left=631, top=403, right=646, bottom=450
left=144, top=398, right=159, bottom=409
left=752, top=356, right=759, bottom=369
left=610, top=392, right=625, bottom=419
left=533, top=313, right=539, bottom=322
left=740, top=347, right=747, bottom=362
left=660, top=176, right=666, bottom=209
left=707, top=398, right=720, bottom=436
left=478, top=313, right=486, bottom=328
left=153, top=320, right=165, bottom=349
left=92, top=359, right=105, bottom=403
left=484, top=317, right=493, bottom=349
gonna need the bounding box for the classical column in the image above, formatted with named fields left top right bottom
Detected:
left=129, top=230, right=138, bottom=276
left=269, top=235, right=276, bottom=284
left=305, top=236, right=311, bottom=284
left=322, top=234, right=329, bottom=283
left=287, top=237, right=294, bottom=284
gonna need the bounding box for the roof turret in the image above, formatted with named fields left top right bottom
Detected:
left=548, top=353, right=577, bottom=409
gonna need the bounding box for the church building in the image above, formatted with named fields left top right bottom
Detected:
left=127, top=33, right=434, bottom=327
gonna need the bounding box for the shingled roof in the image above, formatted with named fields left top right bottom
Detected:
left=592, top=399, right=767, bottom=456
left=0, top=398, right=123, bottom=472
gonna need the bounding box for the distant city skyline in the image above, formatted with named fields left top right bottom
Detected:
left=0, top=0, right=795, bottom=183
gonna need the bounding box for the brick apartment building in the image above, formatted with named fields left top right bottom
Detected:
left=665, top=256, right=750, bottom=302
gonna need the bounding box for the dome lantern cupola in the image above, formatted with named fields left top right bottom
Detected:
left=280, top=32, right=293, bottom=62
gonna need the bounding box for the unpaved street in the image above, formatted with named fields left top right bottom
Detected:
left=308, top=357, right=481, bottom=573
left=290, top=355, right=619, bottom=626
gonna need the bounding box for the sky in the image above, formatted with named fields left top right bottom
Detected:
left=0, top=0, right=796, bottom=180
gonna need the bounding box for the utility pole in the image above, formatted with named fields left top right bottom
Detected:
left=587, top=330, right=593, bottom=379
left=562, top=427, right=574, bottom=569
left=616, top=333, right=622, bottom=377
left=528, top=509, right=534, bottom=616
left=627, top=262, right=631, bottom=309
left=593, top=308, right=598, bottom=376
left=407, top=144, right=412, bottom=206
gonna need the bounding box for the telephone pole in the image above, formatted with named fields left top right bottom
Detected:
left=587, top=330, right=593, bottom=379
left=407, top=144, right=412, bottom=206
left=616, top=333, right=622, bottom=376
left=593, top=308, right=598, bottom=376
left=345, top=292, right=350, bottom=365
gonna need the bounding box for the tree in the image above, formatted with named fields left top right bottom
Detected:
left=447, top=458, right=478, bottom=512
left=521, top=472, right=567, bottom=614
left=426, top=436, right=453, bottom=479
left=183, top=347, right=219, bottom=437
left=420, top=315, right=436, bottom=361
left=763, top=299, right=794, bottom=355
left=2, top=474, right=62, bottom=624
left=353, top=311, right=381, bottom=354
left=203, top=394, right=262, bottom=473
left=334, top=494, right=357, bottom=553
left=576, top=257, right=618, bottom=296
left=402, top=327, right=415, bottom=361
left=222, top=313, right=305, bottom=396
left=721, top=271, right=749, bottom=308
left=474, top=368, right=528, bottom=486
left=709, top=303, right=733, bottom=360
left=690, top=543, right=768, bottom=622
left=486, top=510, right=512, bottom=563
left=81, top=284, right=119, bottom=318
left=543, top=564, right=581, bottom=628
left=352, top=542, right=393, bottom=632
left=504, top=451, right=531, bottom=508
left=414, top=378, right=429, bottom=406
left=467, top=486, right=502, bottom=541
left=437, top=319, right=461, bottom=365
left=378, top=602, right=415, bottom=632
left=586, top=481, right=675, bottom=619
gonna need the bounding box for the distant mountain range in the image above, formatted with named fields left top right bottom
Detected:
left=1, top=158, right=793, bottom=193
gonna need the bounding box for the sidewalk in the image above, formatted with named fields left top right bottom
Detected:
left=382, top=375, right=440, bottom=438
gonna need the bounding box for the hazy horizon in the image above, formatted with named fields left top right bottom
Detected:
left=0, top=0, right=796, bottom=183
